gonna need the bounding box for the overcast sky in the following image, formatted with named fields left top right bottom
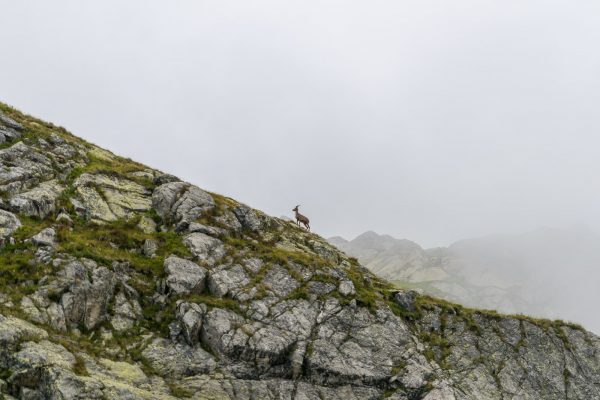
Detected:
left=2, top=0, right=600, bottom=247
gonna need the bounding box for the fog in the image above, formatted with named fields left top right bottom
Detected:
left=333, top=227, right=600, bottom=333
left=2, top=1, right=600, bottom=329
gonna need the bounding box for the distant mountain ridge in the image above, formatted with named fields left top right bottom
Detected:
left=329, top=228, right=600, bottom=334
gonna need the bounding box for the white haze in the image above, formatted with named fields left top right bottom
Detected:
left=2, top=1, right=600, bottom=330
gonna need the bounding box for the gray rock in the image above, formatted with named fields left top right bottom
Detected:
left=307, top=281, right=336, bottom=295
left=0, top=209, right=20, bottom=244
left=0, top=127, right=21, bottom=143
left=0, top=142, right=54, bottom=192
left=262, top=266, right=300, bottom=298
left=141, top=338, right=216, bottom=378
left=9, top=180, right=65, bottom=219
left=214, top=210, right=243, bottom=232
left=200, top=308, right=246, bottom=355
left=72, top=173, right=151, bottom=223
left=180, top=221, right=225, bottom=236
left=31, top=228, right=56, bottom=247
left=208, top=264, right=250, bottom=298
left=48, top=133, right=65, bottom=145
left=233, top=205, right=262, bottom=232
left=338, top=280, right=356, bottom=296
left=0, top=112, right=23, bottom=131
left=306, top=305, right=413, bottom=387
left=393, top=290, right=418, bottom=312
left=164, top=255, right=207, bottom=295
left=59, top=261, right=116, bottom=330
left=175, top=301, right=207, bottom=345
left=422, top=384, right=457, bottom=400
left=183, top=232, right=226, bottom=264
left=55, top=212, right=73, bottom=224
left=152, top=181, right=214, bottom=224
left=153, top=173, right=180, bottom=185
left=142, top=238, right=159, bottom=257
left=52, top=143, right=78, bottom=160
left=110, top=290, right=142, bottom=331
left=243, top=258, right=264, bottom=274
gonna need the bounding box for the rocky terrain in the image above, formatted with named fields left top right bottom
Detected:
left=329, top=230, right=600, bottom=333
left=0, top=103, right=599, bottom=399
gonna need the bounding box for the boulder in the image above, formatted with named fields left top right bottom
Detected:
left=307, top=281, right=336, bottom=296
left=338, top=280, right=356, bottom=297
left=208, top=264, right=250, bottom=298
left=233, top=205, right=262, bottom=232
left=31, top=228, right=56, bottom=247
left=200, top=308, right=246, bottom=355
left=164, top=255, right=207, bottom=295
left=262, top=266, right=300, bottom=298
left=174, top=301, right=207, bottom=345
left=0, top=209, right=20, bottom=244
left=59, top=261, right=116, bottom=330
left=0, top=142, right=54, bottom=194
left=110, top=290, right=142, bottom=331
left=179, top=221, right=225, bottom=236
left=0, top=111, right=23, bottom=131
left=152, top=173, right=180, bottom=186
left=142, top=238, right=158, bottom=257
left=183, top=232, right=226, bottom=264
left=141, top=338, right=216, bottom=378
left=9, top=180, right=65, bottom=219
left=0, top=127, right=21, bottom=143
left=152, top=181, right=214, bottom=224
left=55, top=212, right=73, bottom=225
left=393, top=290, right=418, bottom=312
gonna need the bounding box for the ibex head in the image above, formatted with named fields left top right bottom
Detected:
left=292, top=205, right=300, bottom=212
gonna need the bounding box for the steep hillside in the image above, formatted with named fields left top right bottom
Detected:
left=0, top=103, right=599, bottom=399
left=330, top=230, right=600, bottom=333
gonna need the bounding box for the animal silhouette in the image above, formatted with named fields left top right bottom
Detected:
left=292, top=205, right=310, bottom=231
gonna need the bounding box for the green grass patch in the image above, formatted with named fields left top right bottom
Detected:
left=185, top=294, right=242, bottom=314
left=72, top=354, right=89, bottom=376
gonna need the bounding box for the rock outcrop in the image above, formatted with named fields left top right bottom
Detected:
left=0, top=104, right=599, bottom=400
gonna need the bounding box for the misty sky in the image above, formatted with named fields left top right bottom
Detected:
left=2, top=1, right=600, bottom=247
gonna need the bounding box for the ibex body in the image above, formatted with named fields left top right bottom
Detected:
left=292, top=205, right=310, bottom=231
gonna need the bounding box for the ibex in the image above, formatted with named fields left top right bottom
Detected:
left=292, top=205, right=310, bottom=231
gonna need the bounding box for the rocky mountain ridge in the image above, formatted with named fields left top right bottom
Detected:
left=0, top=103, right=599, bottom=399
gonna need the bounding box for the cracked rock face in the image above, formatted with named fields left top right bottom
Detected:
left=152, top=181, right=215, bottom=224
left=0, top=142, right=55, bottom=195
left=72, top=173, right=152, bottom=223
left=208, top=264, right=250, bottom=298
left=183, top=232, right=226, bottom=264
left=0, top=104, right=599, bottom=400
left=8, top=179, right=65, bottom=219
left=164, top=255, right=207, bottom=295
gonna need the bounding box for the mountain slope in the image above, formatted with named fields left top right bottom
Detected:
left=0, top=103, right=598, bottom=399
left=331, top=230, right=600, bottom=333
